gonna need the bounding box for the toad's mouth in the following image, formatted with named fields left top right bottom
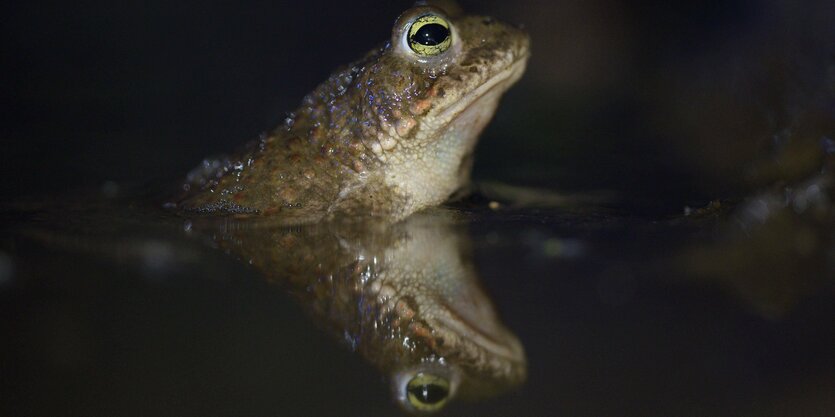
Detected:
left=431, top=302, right=526, bottom=366
left=436, top=55, right=529, bottom=123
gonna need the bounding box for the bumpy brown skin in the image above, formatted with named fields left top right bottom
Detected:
left=177, top=5, right=529, bottom=223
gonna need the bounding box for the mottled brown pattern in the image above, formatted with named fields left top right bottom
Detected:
left=176, top=5, right=529, bottom=223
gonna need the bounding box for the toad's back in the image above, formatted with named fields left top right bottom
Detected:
left=175, top=4, right=529, bottom=222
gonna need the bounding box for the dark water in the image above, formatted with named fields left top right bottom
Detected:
left=2, top=0, right=835, bottom=416
left=1, top=181, right=833, bottom=416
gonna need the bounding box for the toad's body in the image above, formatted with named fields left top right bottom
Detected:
left=177, top=5, right=529, bottom=222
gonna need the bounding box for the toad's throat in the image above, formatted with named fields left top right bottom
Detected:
left=380, top=56, right=529, bottom=216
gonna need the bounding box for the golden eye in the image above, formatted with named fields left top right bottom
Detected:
left=405, top=373, right=451, bottom=412
left=407, top=14, right=452, bottom=56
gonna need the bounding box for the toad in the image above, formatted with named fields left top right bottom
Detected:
left=176, top=3, right=530, bottom=223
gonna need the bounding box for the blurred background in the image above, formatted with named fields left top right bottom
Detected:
left=2, top=1, right=834, bottom=416
left=3, top=0, right=833, bottom=206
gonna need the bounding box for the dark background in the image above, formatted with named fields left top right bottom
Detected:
left=2, top=1, right=834, bottom=416
left=4, top=0, right=833, bottom=205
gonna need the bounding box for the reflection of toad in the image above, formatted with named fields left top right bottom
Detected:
left=204, top=209, right=526, bottom=413
left=175, top=4, right=529, bottom=223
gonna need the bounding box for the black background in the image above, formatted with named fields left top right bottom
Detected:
left=2, top=1, right=834, bottom=416
left=5, top=0, right=832, bottom=204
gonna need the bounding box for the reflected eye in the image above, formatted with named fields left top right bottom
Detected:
left=406, top=373, right=450, bottom=412
left=408, top=14, right=452, bottom=56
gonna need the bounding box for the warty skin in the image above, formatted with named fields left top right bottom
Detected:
left=176, top=4, right=530, bottom=224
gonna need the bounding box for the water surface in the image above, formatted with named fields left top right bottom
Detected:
left=1, top=184, right=832, bottom=416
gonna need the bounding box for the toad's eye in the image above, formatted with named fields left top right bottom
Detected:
left=405, top=373, right=450, bottom=412
left=408, top=15, right=452, bottom=56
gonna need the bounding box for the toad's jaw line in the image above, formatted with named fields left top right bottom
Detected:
left=433, top=306, right=525, bottom=364
left=436, top=55, right=529, bottom=123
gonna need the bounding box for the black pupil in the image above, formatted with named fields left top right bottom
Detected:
left=411, top=23, right=449, bottom=46
left=409, top=383, right=448, bottom=404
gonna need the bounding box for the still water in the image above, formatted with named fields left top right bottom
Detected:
left=2, top=0, right=834, bottom=415
left=1, top=179, right=832, bottom=416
